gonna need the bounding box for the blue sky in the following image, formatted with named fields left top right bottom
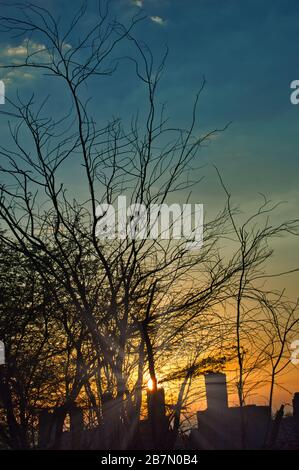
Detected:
left=1, top=0, right=299, bottom=196
left=0, top=0, right=299, bottom=291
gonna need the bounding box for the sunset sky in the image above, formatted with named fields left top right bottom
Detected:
left=0, top=0, right=298, bottom=411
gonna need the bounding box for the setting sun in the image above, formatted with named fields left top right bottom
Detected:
left=147, top=378, right=155, bottom=391
left=147, top=377, right=161, bottom=391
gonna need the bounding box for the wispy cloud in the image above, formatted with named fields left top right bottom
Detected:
left=0, top=39, right=71, bottom=86
left=132, top=0, right=143, bottom=7
left=1, top=39, right=46, bottom=59
left=0, top=39, right=47, bottom=85
left=3, top=69, right=34, bottom=85
left=150, top=15, right=166, bottom=26
left=130, top=1, right=167, bottom=25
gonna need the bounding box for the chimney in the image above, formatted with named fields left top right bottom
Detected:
left=147, top=387, right=166, bottom=423
left=204, top=372, right=228, bottom=413
left=293, top=392, right=299, bottom=420
left=147, top=386, right=168, bottom=448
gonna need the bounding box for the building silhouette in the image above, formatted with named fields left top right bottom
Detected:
left=190, top=372, right=298, bottom=450
left=33, top=372, right=299, bottom=450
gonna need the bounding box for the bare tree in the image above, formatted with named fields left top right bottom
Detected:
left=0, top=2, right=298, bottom=450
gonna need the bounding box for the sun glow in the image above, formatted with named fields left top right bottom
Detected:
left=147, top=378, right=155, bottom=391
left=147, top=377, right=162, bottom=391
